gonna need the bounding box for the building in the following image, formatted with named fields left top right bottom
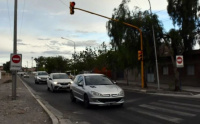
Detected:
left=159, top=50, right=200, bottom=87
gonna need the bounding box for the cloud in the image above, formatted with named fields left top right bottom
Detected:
left=75, top=30, right=97, bottom=34
left=17, top=42, right=28, bottom=46
left=55, top=29, right=65, bottom=31
left=17, top=39, right=23, bottom=42
left=43, top=50, right=71, bottom=55
left=49, top=40, right=59, bottom=45
left=38, top=38, right=50, bottom=41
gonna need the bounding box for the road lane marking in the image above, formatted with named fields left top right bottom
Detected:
left=116, top=110, right=162, bottom=124
left=139, top=104, right=196, bottom=117
left=127, top=107, right=183, bottom=124
left=151, top=102, right=200, bottom=113
left=159, top=100, right=200, bottom=108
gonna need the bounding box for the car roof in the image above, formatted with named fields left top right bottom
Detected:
left=50, top=73, right=66, bottom=75
left=79, top=73, right=104, bottom=76
left=37, top=71, right=47, bottom=73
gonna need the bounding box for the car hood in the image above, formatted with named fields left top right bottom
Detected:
left=87, top=85, right=122, bottom=94
left=53, top=79, right=72, bottom=83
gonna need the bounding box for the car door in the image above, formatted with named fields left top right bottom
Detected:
left=73, top=75, right=85, bottom=101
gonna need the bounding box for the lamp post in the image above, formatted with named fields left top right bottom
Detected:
left=148, top=0, right=160, bottom=90
left=61, top=37, right=76, bottom=76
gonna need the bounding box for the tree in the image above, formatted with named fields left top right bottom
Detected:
left=3, top=61, right=10, bottom=73
left=160, top=29, right=183, bottom=91
left=34, top=56, right=70, bottom=73
left=106, top=0, right=164, bottom=85
left=167, top=0, right=200, bottom=51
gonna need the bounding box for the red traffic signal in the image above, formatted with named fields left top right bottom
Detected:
left=70, top=2, right=75, bottom=15
left=138, top=50, right=143, bottom=61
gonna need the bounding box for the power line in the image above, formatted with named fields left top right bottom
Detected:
left=58, top=0, right=67, bottom=6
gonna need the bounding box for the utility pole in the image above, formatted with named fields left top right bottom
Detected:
left=31, top=57, right=33, bottom=68
left=12, top=0, right=18, bottom=100
left=148, top=0, right=160, bottom=90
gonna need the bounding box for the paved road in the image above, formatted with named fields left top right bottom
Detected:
left=22, top=76, right=200, bottom=124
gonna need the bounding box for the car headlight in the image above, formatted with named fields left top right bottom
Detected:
left=91, top=91, right=103, bottom=97
left=37, top=77, right=41, bottom=79
left=53, top=82, right=58, bottom=84
left=118, top=90, right=124, bottom=96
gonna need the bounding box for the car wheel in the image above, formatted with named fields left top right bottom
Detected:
left=51, top=85, right=55, bottom=93
left=70, top=91, right=76, bottom=102
left=47, top=85, right=50, bottom=91
left=118, top=103, right=124, bottom=107
left=35, top=80, right=38, bottom=84
left=84, top=94, right=90, bottom=108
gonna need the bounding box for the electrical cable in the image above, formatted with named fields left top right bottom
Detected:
left=58, top=0, right=68, bottom=6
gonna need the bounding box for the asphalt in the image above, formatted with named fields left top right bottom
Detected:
left=4, top=77, right=200, bottom=124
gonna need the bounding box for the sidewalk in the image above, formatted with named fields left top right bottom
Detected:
left=116, top=80, right=200, bottom=97
left=0, top=75, right=52, bottom=124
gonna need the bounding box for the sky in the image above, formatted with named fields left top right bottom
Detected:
left=0, top=0, right=198, bottom=68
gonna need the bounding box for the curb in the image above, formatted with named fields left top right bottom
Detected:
left=18, top=77, right=59, bottom=124
left=120, top=86, right=196, bottom=96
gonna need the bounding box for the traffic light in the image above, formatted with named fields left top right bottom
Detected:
left=138, top=50, right=143, bottom=61
left=70, top=2, right=75, bottom=15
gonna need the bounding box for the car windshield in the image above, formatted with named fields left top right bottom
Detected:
left=85, top=75, right=113, bottom=85
left=53, top=74, right=69, bottom=79
left=38, top=72, right=48, bottom=75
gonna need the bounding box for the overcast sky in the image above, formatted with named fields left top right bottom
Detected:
left=0, top=0, right=195, bottom=68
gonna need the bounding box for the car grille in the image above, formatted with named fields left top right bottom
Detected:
left=97, top=98, right=122, bottom=103
left=41, top=78, right=47, bottom=80
left=58, top=82, right=70, bottom=85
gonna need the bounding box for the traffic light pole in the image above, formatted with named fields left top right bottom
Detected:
left=74, top=7, right=145, bottom=88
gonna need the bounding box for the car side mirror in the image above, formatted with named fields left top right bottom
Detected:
left=49, top=78, right=52, bottom=80
left=113, top=81, right=117, bottom=84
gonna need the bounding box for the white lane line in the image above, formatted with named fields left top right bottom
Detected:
left=159, top=100, right=200, bottom=108
left=140, top=104, right=196, bottom=117
left=128, top=107, right=183, bottom=124
left=151, top=102, right=200, bottom=113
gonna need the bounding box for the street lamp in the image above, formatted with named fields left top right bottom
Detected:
left=148, top=0, right=160, bottom=90
left=61, top=37, right=76, bottom=76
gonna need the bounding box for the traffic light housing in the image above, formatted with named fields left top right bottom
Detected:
left=70, top=2, right=75, bottom=15
left=138, top=50, right=143, bottom=61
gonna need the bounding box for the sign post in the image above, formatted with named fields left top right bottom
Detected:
left=176, top=55, right=184, bottom=90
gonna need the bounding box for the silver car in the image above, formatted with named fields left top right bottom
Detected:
left=35, top=71, right=48, bottom=84
left=70, top=74, right=124, bottom=108
left=47, top=73, right=73, bottom=92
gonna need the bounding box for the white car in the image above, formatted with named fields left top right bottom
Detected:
left=34, top=71, right=49, bottom=84
left=47, top=73, right=73, bottom=92
left=70, top=74, right=124, bottom=108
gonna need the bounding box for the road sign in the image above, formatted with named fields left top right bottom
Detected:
left=10, top=54, right=22, bottom=71
left=176, top=55, right=184, bottom=68
left=12, top=54, right=21, bottom=63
